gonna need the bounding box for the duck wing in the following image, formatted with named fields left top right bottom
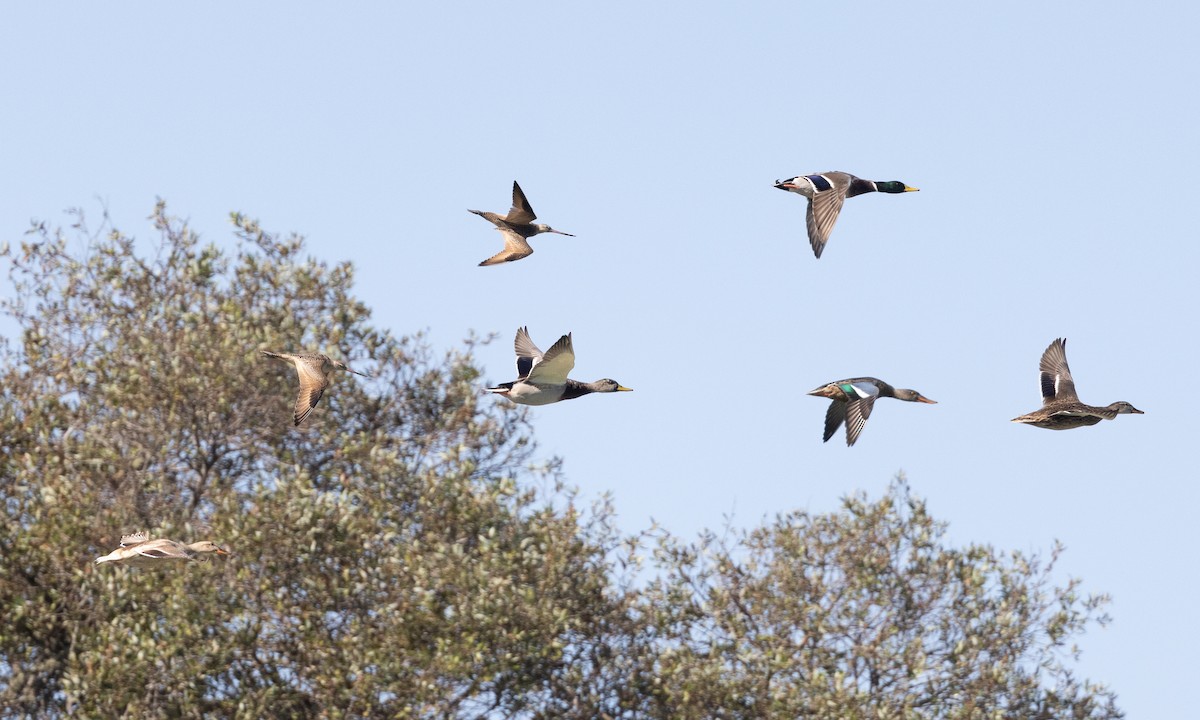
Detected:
left=119, top=531, right=149, bottom=547
left=526, top=333, right=575, bottom=385
left=843, top=396, right=877, bottom=447
left=514, top=326, right=544, bottom=379
left=1039, top=338, right=1078, bottom=404
left=133, top=539, right=191, bottom=560
left=805, top=173, right=852, bottom=259
left=822, top=401, right=846, bottom=443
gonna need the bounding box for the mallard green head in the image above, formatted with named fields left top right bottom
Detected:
left=875, top=181, right=920, bottom=194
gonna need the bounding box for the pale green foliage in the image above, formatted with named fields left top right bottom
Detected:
left=0, top=204, right=1121, bottom=718
left=639, top=480, right=1122, bottom=718
left=0, top=204, right=634, bottom=717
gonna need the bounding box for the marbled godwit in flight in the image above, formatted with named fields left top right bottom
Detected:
left=486, top=327, right=631, bottom=405
left=470, top=181, right=573, bottom=266
left=261, top=351, right=367, bottom=425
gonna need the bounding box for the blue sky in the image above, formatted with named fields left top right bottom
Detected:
left=3, top=2, right=1198, bottom=714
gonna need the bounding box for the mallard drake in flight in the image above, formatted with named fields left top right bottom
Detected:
left=95, top=532, right=228, bottom=567
left=486, top=327, right=631, bottom=405
left=261, top=350, right=368, bottom=425
left=1011, top=338, right=1143, bottom=430
left=774, top=172, right=918, bottom=258
left=470, top=181, right=574, bottom=266
left=808, top=377, right=936, bottom=446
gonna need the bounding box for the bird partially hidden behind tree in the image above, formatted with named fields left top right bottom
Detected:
left=1011, top=338, right=1143, bottom=429
left=261, top=351, right=368, bottom=426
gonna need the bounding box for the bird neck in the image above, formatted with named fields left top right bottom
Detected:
left=560, top=380, right=595, bottom=401
left=847, top=177, right=880, bottom=197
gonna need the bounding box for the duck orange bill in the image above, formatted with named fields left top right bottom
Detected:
left=616, top=386, right=633, bottom=392
left=916, top=395, right=937, bottom=404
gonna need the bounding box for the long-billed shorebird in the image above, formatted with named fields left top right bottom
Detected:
left=774, top=172, right=918, bottom=258
left=261, top=350, right=368, bottom=426
left=1011, top=338, right=1143, bottom=430
left=95, top=532, right=228, bottom=567
left=470, top=181, right=574, bottom=266
left=808, top=377, right=936, bottom=446
left=486, top=327, right=631, bottom=405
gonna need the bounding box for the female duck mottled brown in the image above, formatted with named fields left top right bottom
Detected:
left=95, top=532, right=228, bottom=567
left=1011, top=338, right=1143, bottom=430
left=808, top=377, right=936, bottom=446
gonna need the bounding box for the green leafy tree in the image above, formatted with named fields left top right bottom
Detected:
left=637, top=479, right=1122, bottom=719
left=0, top=203, right=1121, bottom=718
left=0, top=204, right=636, bottom=717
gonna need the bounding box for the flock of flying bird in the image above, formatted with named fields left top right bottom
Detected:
left=93, top=173, right=1143, bottom=565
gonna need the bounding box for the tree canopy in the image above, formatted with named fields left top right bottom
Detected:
left=0, top=203, right=1121, bottom=718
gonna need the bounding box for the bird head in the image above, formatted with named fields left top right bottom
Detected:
left=536, top=224, right=574, bottom=237
left=894, top=389, right=937, bottom=404
left=190, top=541, right=229, bottom=556
left=595, top=379, right=633, bottom=393
left=876, top=181, right=920, bottom=194
left=333, top=360, right=369, bottom=377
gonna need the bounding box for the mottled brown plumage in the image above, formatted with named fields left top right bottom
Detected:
left=1011, top=338, right=1143, bottom=430
left=470, top=181, right=574, bottom=266
left=95, top=532, right=228, bottom=567
left=262, top=350, right=367, bottom=425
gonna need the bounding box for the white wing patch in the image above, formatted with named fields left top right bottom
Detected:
left=849, top=382, right=880, bottom=399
